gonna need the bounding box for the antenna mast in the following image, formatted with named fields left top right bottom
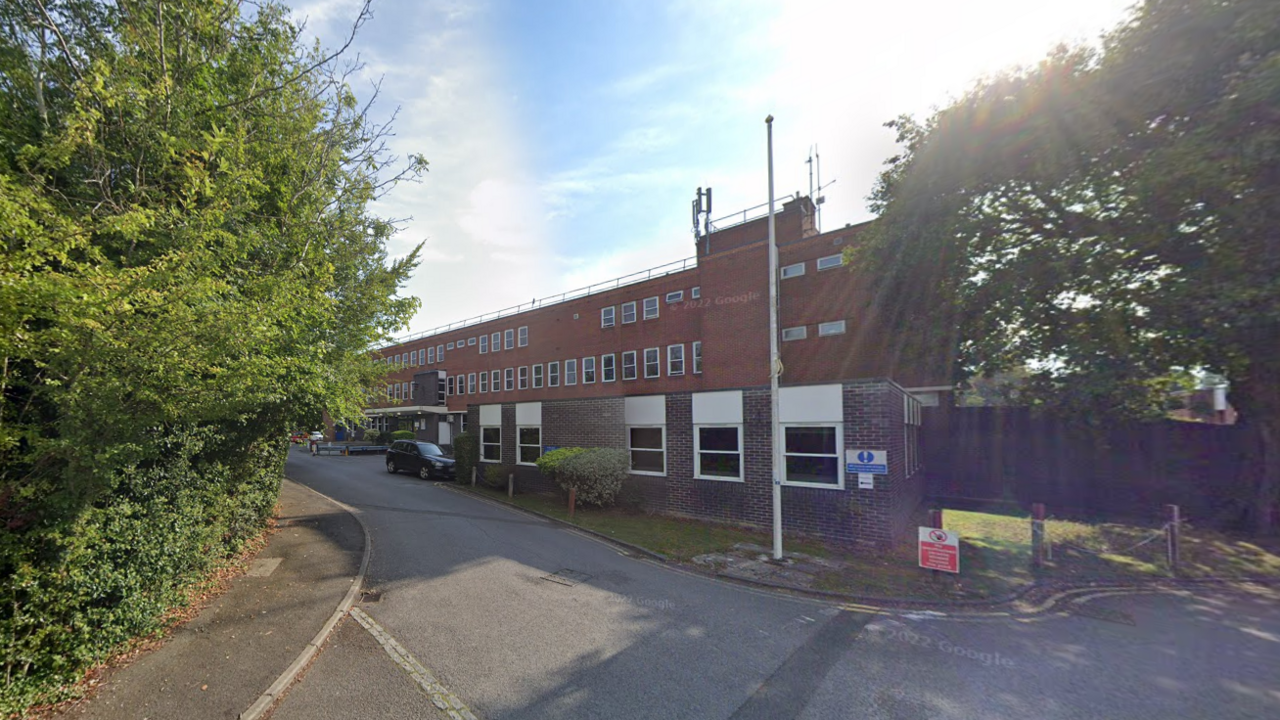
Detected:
left=692, top=187, right=713, bottom=255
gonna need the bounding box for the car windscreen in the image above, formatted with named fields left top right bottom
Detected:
left=417, top=443, right=444, bottom=457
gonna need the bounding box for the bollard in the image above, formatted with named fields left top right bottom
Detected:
left=508, top=473, right=514, bottom=499
left=569, top=487, right=577, bottom=520
left=471, top=466, right=476, bottom=488
left=1031, top=503, right=1047, bottom=569
left=1166, top=504, right=1181, bottom=576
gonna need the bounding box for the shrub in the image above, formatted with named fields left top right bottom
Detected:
left=390, top=430, right=415, bottom=441
left=364, top=430, right=383, bottom=444
left=482, top=464, right=514, bottom=490
left=452, top=432, right=478, bottom=483
left=534, top=447, right=587, bottom=485
left=557, top=448, right=629, bottom=506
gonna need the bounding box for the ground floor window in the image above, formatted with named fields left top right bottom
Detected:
left=481, top=426, right=501, bottom=462
left=783, top=425, right=841, bottom=487
left=695, top=425, right=742, bottom=481
left=628, top=426, right=665, bottom=475
left=518, top=426, right=541, bottom=465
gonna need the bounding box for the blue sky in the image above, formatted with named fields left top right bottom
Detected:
left=291, top=0, right=1138, bottom=337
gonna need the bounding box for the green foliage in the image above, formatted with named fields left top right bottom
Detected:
left=0, top=1, right=424, bottom=712
left=391, top=430, right=415, bottom=441
left=364, top=430, right=384, bottom=445
left=451, top=432, right=478, bottom=483
left=556, top=449, right=629, bottom=507
left=858, top=0, right=1280, bottom=531
left=534, top=447, right=588, bottom=484
left=482, top=464, right=514, bottom=490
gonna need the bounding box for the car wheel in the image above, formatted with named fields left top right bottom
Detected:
left=418, top=465, right=431, bottom=481
left=386, top=461, right=396, bottom=474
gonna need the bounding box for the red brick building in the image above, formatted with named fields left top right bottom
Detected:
left=357, top=196, right=949, bottom=545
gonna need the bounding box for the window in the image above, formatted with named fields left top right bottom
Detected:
left=490, top=369, right=500, bottom=392
left=504, top=367, right=514, bottom=391
left=533, top=364, right=544, bottom=388
left=504, top=329, right=514, bottom=350
left=781, top=262, right=805, bottom=278
left=403, top=381, right=408, bottom=398
left=601, top=307, right=615, bottom=328
left=385, top=384, right=391, bottom=399
left=446, top=376, right=455, bottom=395
left=692, top=341, right=702, bottom=374
left=601, top=354, right=616, bottom=382
left=480, top=334, right=488, bottom=353
left=644, top=348, right=660, bottom=378
left=565, top=358, right=578, bottom=385
left=518, top=326, right=528, bottom=347
left=393, top=383, right=400, bottom=400
left=548, top=361, right=560, bottom=387
left=643, top=296, right=659, bottom=320
left=437, top=344, right=444, bottom=362
left=784, top=426, right=841, bottom=487
left=468, top=373, right=477, bottom=394
left=468, top=337, right=476, bottom=346
left=622, top=301, right=637, bottom=324
left=481, top=427, right=501, bottom=462
left=518, top=426, right=541, bottom=465
left=480, top=371, right=489, bottom=393
left=818, top=320, right=846, bottom=336
left=491, top=332, right=501, bottom=352
left=410, top=350, right=418, bottom=366
left=622, top=351, right=637, bottom=381
left=905, top=394, right=922, bottom=477
left=817, top=253, right=844, bottom=271
left=665, top=290, right=683, bottom=303
left=782, top=326, right=808, bottom=341
left=428, top=346, right=436, bottom=364
left=582, top=356, right=596, bottom=384
left=628, top=427, right=665, bottom=475
left=447, top=341, right=455, bottom=350
left=668, top=344, right=685, bottom=376
left=696, top=426, right=742, bottom=481
left=692, top=286, right=701, bottom=299
left=519, top=366, right=529, bottom=390
left=411, top=381, right=418, bottom=400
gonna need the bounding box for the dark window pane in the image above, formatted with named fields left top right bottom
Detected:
left=418, top=443, right=443, bottom=456
left=630, top=427, right=663, bottom=450
left=698, top=427, right=739, bottom=452
left=699, top=453, right=741, bottom=478
left=785, top=426, right=836, bottom=455
left=785, top=455, right=839, bottom=484
left=519, top=427, right=540, bottom=445
left=482, top=427, right=500, bottom=443
left=519, top=445, right=541, bottom=464
left=482, top=444, right=501, bottom=461
left=631, top=449, right=664, bottom=473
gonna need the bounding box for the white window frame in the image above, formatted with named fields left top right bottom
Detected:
left=692, top=341, right=702, bottom=374
left=818, top=320, right=846, bottom=336
left=447, top=341, right=455, bottom=350
left=468, top=337, right=476, bottom=346
left=622, top=351, right=637, bottom=381
left=627, top=425, right=666, bottom=476
left=519, top=365, right=529, bottom=390
left=781, top=262, right=806, bottom=278
left=667, top=344, right=685, bottom=376
left=582, top=356, right=596, bottom=384
left=601, top=354, right=616, bottom=382
left=479, top=335, right=488, bottom=353
left=643, top=296, right=659, bottom=320
left=694, top=424, right=743, bottom=482
left=490, top=369, right=500, bottom=392
left=601, top=306, right=616, bottom=328
left=781, top=423, right=844, bottom=489
left=491, top=332, right=501, bottom=352
left=565, top=358, right=578, bottom=385
left=817, top=253, right=844, bottom=271
left=468, top=373, right=477, bottom=394
left=782, top=326, right=808, bottom=341
left=643, top=347, right=660, bottom=378
left=691, top=286, right=701, bottom=299
left=548, top=361, right=560, bottom=387
left=905, top=394, right=922, bottom=477
left=622, top=301, right=637, bottom=324
left=533, top=364, right=544, bottom=388
left=665, top=290, right=683, bottom=303
left=437, top=344, right=444, bottom=362
left=504, top=329, right=514, bottom=350
left=517, top=425, right=542, bottom=466
left=518, top=326, right=529, bottom=347
left=504, top=367, right=515, bottom=391
left=480, top=371, right=489, bottom=393
left=481, top=426, right=502, bottom=463
left=446, top=377, right=454, bottom=396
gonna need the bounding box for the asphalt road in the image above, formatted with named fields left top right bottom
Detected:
left=276, top=450, right=1280, bottom=720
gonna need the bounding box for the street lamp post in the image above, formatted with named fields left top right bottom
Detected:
left=766, top=115, right=783, bottom=561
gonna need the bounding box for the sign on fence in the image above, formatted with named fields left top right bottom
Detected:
left=918, top=527, right=960, bottom=573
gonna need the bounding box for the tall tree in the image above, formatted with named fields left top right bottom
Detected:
left=857, top=0, right=1280, bottom=532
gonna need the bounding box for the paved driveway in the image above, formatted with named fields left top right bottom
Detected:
left=276, top=451, right=1280, bottom=720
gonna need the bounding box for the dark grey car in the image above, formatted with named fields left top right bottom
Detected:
left=386, top=440, right=457, bottom=481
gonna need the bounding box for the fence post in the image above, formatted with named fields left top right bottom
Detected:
left=928, top=508, right=943, bottom=529
left=471, top=466, right=476, bottom=488
left=1031, top=503, right=1047, bottom=569
left=569, top=487, right=577, bottom=520
left=508, top=473, right=514, bottom=499
left=1166, top=504, right=1181, bottom=577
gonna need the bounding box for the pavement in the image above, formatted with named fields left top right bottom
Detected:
left=47, top=446, right=1280, bottom=720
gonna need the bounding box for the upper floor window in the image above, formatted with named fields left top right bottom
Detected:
left=643, top=297, right=659, bottom=320
left=480, top=371, right=489, bottom=393
left=782, top=326, right=808, bottom=341
left=668, top=344, right=685, bottom=376
left=665, top=290, right=684, bottom=304
left=533, top=364, right=544, bottom=388
left=548, top=361, right=560, bottom=387
left=491, top=332, right=501, bottom=351
left=518, top=366, right=529, bottom=390
left=622, top=301, right=637, bottom=324
left=480, top=334, right=488, bottom=353
left=504, top=329, right=514, bottom=350
left=817, top=254, right=844, bottom=271
left=437, top=344, right=444, bottom=362
left=622, top=351, right=637, bottom=380
left=692, top=341, right=703, bottom=374
left=446, top=376, right=455, bottom=395
left=468, top=373, right=477, bottom=394
left=602, top=306, right=615, bottom=328
left=644, top=348, right=660, bottom=378
left=582, top=356, right=596, bottom=384
left=490, top=369, right=500, bottom=392
left=691, top=286, right=701, bottom=299
left=504, top=367, right=515, bottom=391
left=565, top=358, right=578, bottom=385
left=468, top=337, right=476, bottom=346
left=818, top=320, right=847, bottom=336
left=781, top=262, right=805, bottom=279
left=518, top=326, right=529, bottom=347
left=447, top=341, right=455, bottom=350
left=601, top=354, right=616, bottom=382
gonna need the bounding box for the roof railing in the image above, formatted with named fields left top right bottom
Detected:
left=386, top=255, right=698, bottom=347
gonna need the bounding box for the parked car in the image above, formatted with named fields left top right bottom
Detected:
left=386, top=440, right=456, bottom=481
left=308, top=431, right=324, bottom=442
left=289, top=432, right=307, bottom=444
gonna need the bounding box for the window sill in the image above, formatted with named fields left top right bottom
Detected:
left=781, top=480, right=845, bottom=490
left=516, top=461, right=538, bottom=467
left=629, top=470, right=666, bottom=477
left=694, top=475, right=744, bottom=483
left=480, top=458, right=501, bottom=464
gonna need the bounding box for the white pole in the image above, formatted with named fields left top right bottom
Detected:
left=766, top=115, right=783, bottom=561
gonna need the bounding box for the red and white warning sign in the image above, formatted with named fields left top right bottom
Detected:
left=918, top=527, right=960, bottom=573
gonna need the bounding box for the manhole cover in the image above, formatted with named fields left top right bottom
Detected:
left=361, top=590, right=383, bottom=603
left=542, top=569, right=592, bottom=587
left=1067, top=602, right=1135, bottom=625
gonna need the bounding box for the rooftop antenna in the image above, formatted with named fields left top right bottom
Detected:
left=692, top=187, right=713, bottom=255
left=806, top=144, right=836, bottom=233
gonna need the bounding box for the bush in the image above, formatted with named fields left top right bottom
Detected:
left=482, top=464, right=514, bottom=490
left=364, top=430, right=383, bottom=444
left=390, top=430, right=415, bottom=441
left=534, top=447, right=587, bottom=485
left=557, top=448, right=629, bottom=506
left=452, top=432, right=478, bottom=483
